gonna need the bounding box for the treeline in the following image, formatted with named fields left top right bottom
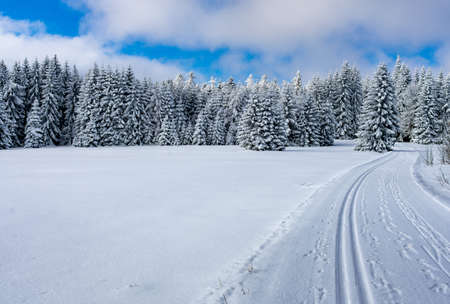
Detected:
left=0, top=55, right=448, bottom=152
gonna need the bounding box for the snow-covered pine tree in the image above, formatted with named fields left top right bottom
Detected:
left=140, top=79, right=155, bottom=145
left=434, top=72, right=446, bottom=140
left=350, top=67, right=363, bottom=136
left=158, top=115, right=177, bottom=146
left=157, top=80, right=179, bottom=145
left=355, top=63, right=399, bottom=152
left=108, top=69, right=126, bottom=145
left=29, top=59, right=42, bottom=105
left=192, top=108, right=209, bottom=145
left=399, top=84, right=418, bottom=142
left=212, top=109, right=226, bottom=145
left=69, top=66, right=81, bottom=143
left=308, top=77, right=336, bottom=146
left=225, top=83, right=249, bottom=145
left=412, top=71, right=439, bottom=144
left=3, top=80, right=25, bottom=147
left=124, top=80, right=148, bottom=146
left=291, top=70, right=303, bottom=97
left=0, top=96, right=13, bottom=149
left=97, top=67, right=116, bottom=146
left=394, top=62, right=412, bottom=141
left=41, top=59, right=62, bottom=146
left=303, top=92, right=321, bottom=147
left=329, top=71, right=340, bottom=108
left=182, top=121, right=194, bottom=145
left=0, top=60, right=9, bottom=91
left=21, top=58, right=33, bottom=115
left=24, top=97, right=44, bottom=148
left=74, top=65, right=101, bottom=147
left=237, top=77, right=287, bottom=151
left=184, top=72, right=201, bottom=123
left=392, top=55, right=402, bottom=86
left=205, top=84, right=224, bottom=144
left=335, top=62, right=355, bottom=139
left=280, top=80, right=300, bottom=145
left=7, top=62, right=26, bottom=146
left=59, top=62, right=74, bottom=145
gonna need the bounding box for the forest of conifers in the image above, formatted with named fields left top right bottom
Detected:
left=0, top=55, right=448, bottom=152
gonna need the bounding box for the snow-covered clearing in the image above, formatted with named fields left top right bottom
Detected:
left=1, top=141, right=448, bottom=304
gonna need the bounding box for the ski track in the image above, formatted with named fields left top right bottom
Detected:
left=200, top=148, right=449, bottom=304
left=389, top=171, right=450, bottom=294
left=335, top=152, right=396, bottom=304
left=198, top=152, right=391, bottom=304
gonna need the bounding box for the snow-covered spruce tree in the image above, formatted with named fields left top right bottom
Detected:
left=3, top=80, right=25, bottom=147
left=310, top=77, right=337, bottom=147
left=158, top=115, right=177, bottom=146
left=184, top=72, right=200, bottom=123
left=124, top=80, right=149, bottom=146
left=335, top=62, right=355, bottom=139
left=192, top=108, right=209, bottom=145
left=205, top=84, right=224, bottom=144
left=108, top=69, right=126, bottom=146
left=412, top=71, right=439, bottom=144
left=24, top=98, right=44, bottom=148
left=302, top=92, right=321, bottom=147
left=41, top=59, right=62, bottom=146
left=67, top=66, right=81, bottom=144
left=0, top=60, right=9, bottom=91
left=140, top=79, right=155, bottom=145
left=399, top=84, right=418, bottom=142
left=393, top=60, right=412, bottom=141
left=59, top=62, right=74, bottom=145
left=280, top=80, right=301, bottom=145
left=156, top=80, right=179, bottom=144
left=319, top=98, right=336, bottom=146
left=392, top=55, right=403, bottom=87
left=73, top=65, right=101, bottom=147
left=0, top=96, right=13, bottom=149
left=237, top=77, right=287, bottom=151
left=97, top=68, right=116, bottom=146
left=212, top=109, right=226, bottom=145
left=350, top=67, right=363, bottom=135
left=291, top=70, right=304, bottom=97
left=225, top=83, right=249, bottom=145
left=21, top=58, right=33, bottom=115
left=174, top=96, right=187, bottom=145
left=434, top=72, right=446, bottom=140
left=355, top=64, right=399, bottom=152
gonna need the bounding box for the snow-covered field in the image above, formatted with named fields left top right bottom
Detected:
left=0, top=141, right=448, bottom=304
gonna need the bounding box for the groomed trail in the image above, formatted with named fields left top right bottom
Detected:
left=206, top=145, right=450, bottom=304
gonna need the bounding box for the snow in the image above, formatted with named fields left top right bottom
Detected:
left=0, top=140, right=383, bottom=304
left=215, top=143, right=450, bottom=304
left=412, top=146, right=450, bottom=210
left=1, top=141, right=448, bottom=304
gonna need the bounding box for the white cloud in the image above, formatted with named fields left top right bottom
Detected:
left=0, top=15, right=185, bottom=80
left=67, top=0, right=450, bottom=79
left=75, top=0, right=450, bottom=51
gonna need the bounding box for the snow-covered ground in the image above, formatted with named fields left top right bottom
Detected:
left=1, top=141, right=448, bottom=304
left=412, top=145, right=450, bottom=210
left=214, top=143, right=450, bottom=304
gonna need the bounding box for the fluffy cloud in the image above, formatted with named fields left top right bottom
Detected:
left=75, top=0, right=449, bottom=50
left=66, top=0, right=450, bottom=79
left=0, top=14, right=184, bottom=80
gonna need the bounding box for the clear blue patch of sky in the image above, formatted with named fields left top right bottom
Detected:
left=121, top=42, right=245, bottom=79
left=0, top=0, right=83, bottom=37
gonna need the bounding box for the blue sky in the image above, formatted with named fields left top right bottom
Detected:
left=0, top=0, right=449, bottom=81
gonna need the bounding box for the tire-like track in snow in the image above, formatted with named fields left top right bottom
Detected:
left=335, top=153, right=397, bottom=304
